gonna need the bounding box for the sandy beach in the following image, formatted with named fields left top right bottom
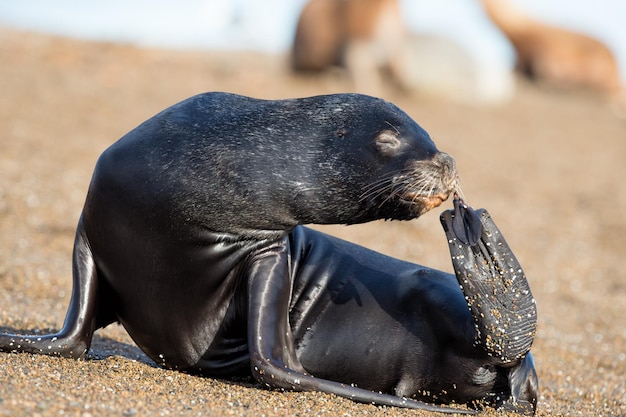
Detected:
left=0, top=28, right=624, bottom=416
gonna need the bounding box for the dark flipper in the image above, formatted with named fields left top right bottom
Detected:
left=480, top=353, right=538, bottom=415
left=500, top=353, right=538, bottom=414
left=440, top=199, right=537, bottom=363
left=246, top=239, right=475, bottom=415
left=0, top=218, right=101, bottom=358
left=451, top=197, right=484, bottom=246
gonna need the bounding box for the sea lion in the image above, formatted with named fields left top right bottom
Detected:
left=0, top=92, right=467, bottom=413
left=291, top=0, right=407, bottom=95
left=481, top=0, right=626, bottom=116
left=286, top=225, right=537, bottom=414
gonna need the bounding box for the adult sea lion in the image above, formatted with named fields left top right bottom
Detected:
left=1, top=92, right=475, bottom=413
left=481, top=0, right=626, bottom=116
left=291, top=0, right=407, bottom=95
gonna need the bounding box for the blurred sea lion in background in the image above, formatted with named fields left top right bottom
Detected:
left=291, top=0, right=406, bottom=95
left=291, top=0, right=515, bottom=104
left=481, top=0, right=626, bottom=115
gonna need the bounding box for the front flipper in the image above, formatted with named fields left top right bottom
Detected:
left=246, top=239, right=474, bottom=414
left=0, top=218, right=100, bottom=358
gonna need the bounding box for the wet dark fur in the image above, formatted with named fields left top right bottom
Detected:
left=0, top=92, right=471, bottom=413
left=90, top=92, right=455, bottom=239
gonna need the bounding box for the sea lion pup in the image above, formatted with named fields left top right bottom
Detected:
left=287, top=224, right=537, bottom=414
left=0, top=92, right=465, bottom=413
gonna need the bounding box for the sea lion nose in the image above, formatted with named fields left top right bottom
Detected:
left=433, top=152, right=458, bottom=186
left=433, top=151, right=455, bottom=168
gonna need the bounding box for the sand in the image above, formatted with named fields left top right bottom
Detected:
left=0, top=28, right=624, bottom=416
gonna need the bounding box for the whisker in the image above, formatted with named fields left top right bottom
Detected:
left=359, top=160, right=457, bottom=209
left=384, top=120, right=400, bottom=134
left=358, top=169, right=407, bottom=201
left=452, top=177, right=465, bottom=201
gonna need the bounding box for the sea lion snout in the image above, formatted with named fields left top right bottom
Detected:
left=430, top=151, right=458, bottom=193
left=409, top=151, right=458, bottom=198
left=389, top=151, right=458, bottom=216
left=432, top=152, right=457, bottom=177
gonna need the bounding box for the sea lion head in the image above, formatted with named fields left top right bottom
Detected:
left=357, top=130, right=459, bottom=221
left=114, top=92, right=458, bottom=235
left=290, top=94, right=459, bottom=225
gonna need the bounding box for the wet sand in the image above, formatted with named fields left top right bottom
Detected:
left=0, top=28, right=624, bottom=416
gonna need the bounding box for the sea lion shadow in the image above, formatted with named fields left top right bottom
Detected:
left=0, top=324, right=262, bottom=392
left=88, top=332, right=260, bottom=389
left=0, top=325, right=156, bottom=368
left=88, top=334, right=155, bottom=365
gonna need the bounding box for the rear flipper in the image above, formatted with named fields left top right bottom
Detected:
left=246, top=240, right=475, bottom=415
left=0, top=218, right=101, bottom=358
left=481, top=353, right=538, bottom=415
left=440, top=198, right=538, bottom=363
left=500, top=353, right=538, bottom=414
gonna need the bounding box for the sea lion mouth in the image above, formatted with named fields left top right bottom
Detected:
left=397, top=152, right=459, bottom=212
left=399, top=192, right=450, bottom=210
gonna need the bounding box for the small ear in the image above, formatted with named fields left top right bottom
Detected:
left=335, top=128, right=348, bottom=138
left=375, top=131, right=402, bottom=156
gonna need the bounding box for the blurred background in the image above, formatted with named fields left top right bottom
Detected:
left=1, top=0, right=625, bottom=73
left=0, top=1, right=624, bottom=416
left=2, top=0, right=626, bottom=108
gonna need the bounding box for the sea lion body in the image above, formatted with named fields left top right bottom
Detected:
left=142, top=224, right=536, bottom=410
left=0, top=92, right=538, bottom=413
left=288, top=226, right=537, bottom=410
left=81, top=92, right=454, bottom=371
